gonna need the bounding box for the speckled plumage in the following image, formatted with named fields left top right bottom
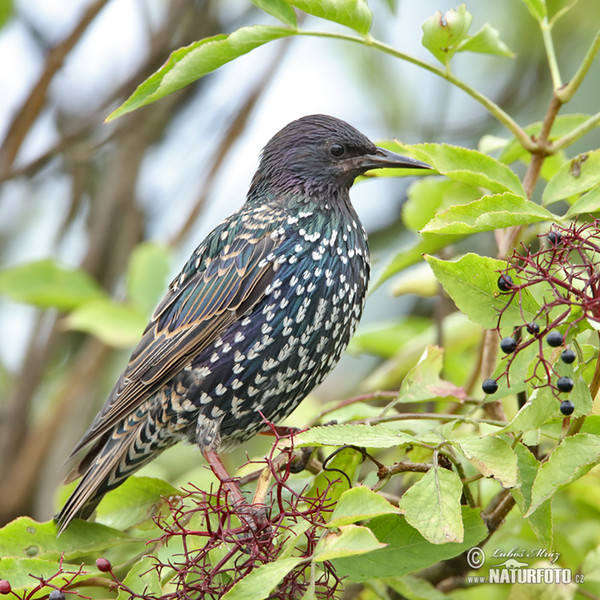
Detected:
left=56, top=115, right=429, bottom=532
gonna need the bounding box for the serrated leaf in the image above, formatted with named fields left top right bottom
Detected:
left=95, top=476, right=180, bottom=530
left=503, top=386, right=558, bottom=433
left=391, top=142, right=525, bottom=196
left=117, top=557, right=162, bottom=600
left=0, top=259, right=105, bottom=310
left=458, top=23, right=514, bottom=57
left=108, top=26, right=294, bottom=120
left=221, top=557, right=303, bottom=600
left=126, top=242, right=171, bottom=315
left=542, top=149, right=600, bottom=205
left=455, top=436, right=517, bottom=487
left=403, top=178, right=482, bottom=231
left=399, top=466, right=464, bottom=544
left=373, top=233, right=462, bottom=289
left=565, top=184, right=600, bottom=217
left=521, top=0, right=547, bottom=21
left=314, top=524, right=386, bottom=561
left=421, top=192, right=555, bottom=234
left=527, top=433, right=600, bottom=515
left=65, top=299, right=147, bottom=347
left=396, top=345, right=466, bottom=403
left=332, top=508, right=486, bottom=581
left=425, top=253, right=540, bottom=328
left=0, top=517, right=132, bottom=560
left=327, top=487, right=400, bottom=527
left=251, top=0, right=297, bottom=26
left=511, top=443, right=552, bottom=548
left=0, top=557, right=87, bottom=593
left=296, top=424, right=418, bottom=448
left=288, top=0, right=372, bottom=34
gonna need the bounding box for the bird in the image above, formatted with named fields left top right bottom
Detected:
left=56, top=114, right=430, bottom=533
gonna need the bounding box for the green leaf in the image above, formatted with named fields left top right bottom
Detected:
left=503, top=386, right=558, bottom=434
left=126, top=242, right=171, bottom=315
left=0, top=557, right=88, bottom=593
left=327, top=486, right=400, bottom=527
left=390, top=262, right=438, bottom=297
left=527, top=433, right=600, bottom=515
left=521, top=0, right=547, bottom=21
left=307, top=447, right=362, bottom=505
left=396, top=345, right=466, bottom=403
left=221, top=557, right=303, bottom=600
left=511, top=443, right=552, bottom=548
left=251, top=0, right=297, bottom=26
left=0, top=0, right=13, bottom=30
left=296, top=424, right=418, bottom=448
left=403, top=179, right=482, bottom=231
left=425, top=253, right=540, bottom=329
left=288, top=0, right=372, bottom=34
left=384, top=575, right=449, bottom=600
left=421, top=5, right=473, bottom=65
left=95, top=476, right=180, bottom=530
left=332, top=508, right=487, bottom=581
left=0, top=259, right=105, bottom=310
left=399, top=465, right=464, bottom=544
left=565, top=184, right=600, bottom=217
left=65, top=299, right=147, bottom=347
left=391, top=142, right=526, bottom=196
left=0, top=517, right=132, bottom=560
left=457, top=23, right=514, bottom=57
left=108, top=26, right=294, bottom=120
left=314, top=524, right=387, bottom=561
left=421, top=192, right=555, bottom=235
left=542, top=149, right=600, bottom=205
left=117, top=557, right=162, bottom=600
left=455, top=435, right=517, bottom=488
left=373, top=233, right=462, bottom=289
left=349, top=317, right=432, bottom=359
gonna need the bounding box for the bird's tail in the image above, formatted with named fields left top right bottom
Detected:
left=55, top=411, right=175, bottom=534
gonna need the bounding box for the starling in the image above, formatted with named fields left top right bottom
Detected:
left=56, top=114, right=430, bottom=532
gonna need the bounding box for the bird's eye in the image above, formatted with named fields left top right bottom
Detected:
left=329, top=144, right=345, bottom=157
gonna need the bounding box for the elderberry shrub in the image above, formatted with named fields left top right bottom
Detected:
left=561, top=348, right=576, bottom=364
left=548, top=231, right=562, bottom=245
left=497, top=274, right=514, bottom=291
left=560, top=400, right=575, bottom=416
left=482, top=379, right=498, bottom=394
left=500, top=337, right=517, bottom=354
left=556, top=376, right=574, bottom=393
left=546, top=330, right=563, bottom=347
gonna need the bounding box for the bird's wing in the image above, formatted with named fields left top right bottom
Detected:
left=69, top=225, right=280, bottom=456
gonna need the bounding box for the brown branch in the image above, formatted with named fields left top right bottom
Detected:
left=0, top=0, right=110, bottom=174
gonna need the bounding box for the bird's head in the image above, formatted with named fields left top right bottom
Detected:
left=250, top=114, right=431, bottom=195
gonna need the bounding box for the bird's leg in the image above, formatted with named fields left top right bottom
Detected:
left=202, top=449, right=269, bottom=533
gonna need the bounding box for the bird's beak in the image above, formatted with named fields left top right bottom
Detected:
left=361, top=146, right=433, bottom=171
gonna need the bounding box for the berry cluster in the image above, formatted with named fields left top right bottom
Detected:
left=481, top=220, right=600, bottom=415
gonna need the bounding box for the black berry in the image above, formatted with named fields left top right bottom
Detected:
left=497, top=274, right=514, bottom=291
left=556, top=376, right=574, bottom=392
left=482, top=379, right=498, bottom=394
left=526, top=322, right=540, bottom=335
left=48, top=591, right=65, bottom=600
left=548, top=231, right=562, bottom=246
left=500, top=337, right=517, bottom=354
left=96, top=557, right=112, bottom=573
left=546, top=330, right=563, bottom=347
left=560, top=400, right=575, bottom=416
left=0, top=581, right=11, bottom=595
left=561, top=348, right=576, bottom=364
